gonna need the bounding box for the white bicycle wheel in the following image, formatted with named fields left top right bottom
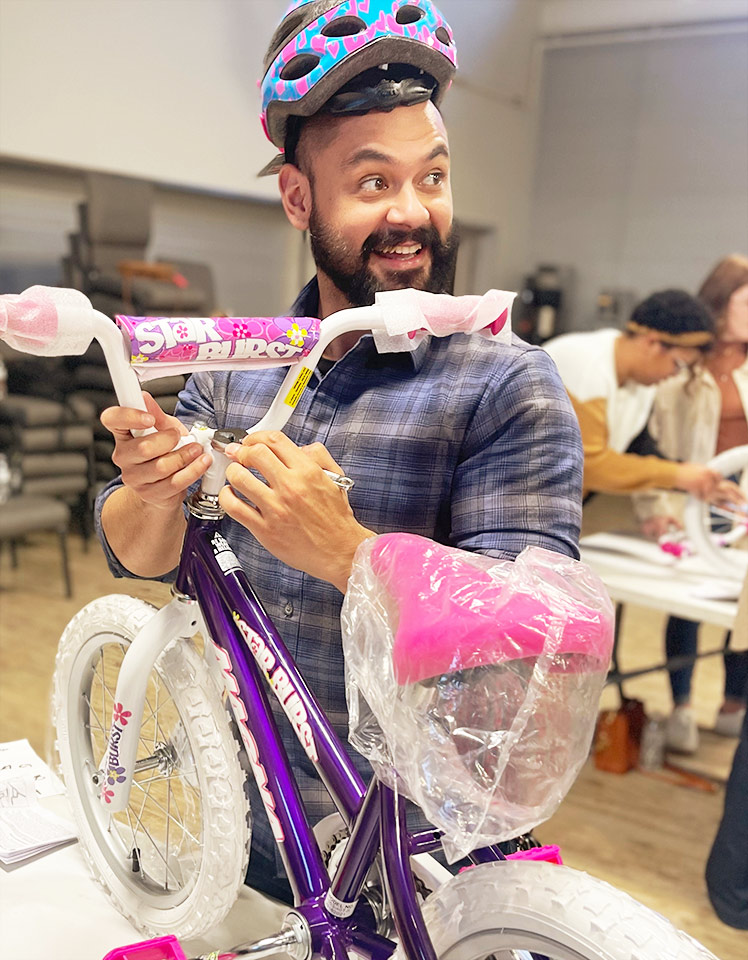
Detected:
left=395, top=861, right=717, bottom=960
left=683, top=444, right=748, bottom=580
left=53, top=595, right=251, bottom=938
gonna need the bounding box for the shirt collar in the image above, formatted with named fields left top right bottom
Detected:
left=289, top=276, right=428, bottom=372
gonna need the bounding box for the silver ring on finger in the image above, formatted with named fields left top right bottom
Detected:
left=322, top=469, right=355, bottom=492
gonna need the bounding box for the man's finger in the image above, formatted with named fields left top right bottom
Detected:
left=240, top=430, right=308, bottom=469
left=101, top=405, right=156, bottom=436
left=301, top=441, right=344, bottom=473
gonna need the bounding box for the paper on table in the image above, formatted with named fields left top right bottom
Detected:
left=0, top=738, right=65, bottom=798
left=0, top=741, right=76, bottom=865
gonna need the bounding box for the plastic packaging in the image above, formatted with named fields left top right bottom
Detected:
left=116, top=314, right=322, bottom=381
left=341, top=534, right=614, bottom=862
left=0, top=285, right=96, bottom=356
left=372, top=287, right=514, bottom=353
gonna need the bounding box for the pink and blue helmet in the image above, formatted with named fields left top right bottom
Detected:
left=260, top=0, right=457, bottom=152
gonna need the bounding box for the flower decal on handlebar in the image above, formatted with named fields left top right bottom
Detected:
left=113, top=702, right=132, bottom=726
left=286, top=322, right=309, bottom=347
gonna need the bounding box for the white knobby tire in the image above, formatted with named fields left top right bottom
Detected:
left=53, top=595, right=251, bottom=938
left=683, top=443, right=748, bottom=580
left=395, top=861, right=718, bottom=960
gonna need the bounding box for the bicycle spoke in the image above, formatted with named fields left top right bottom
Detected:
left=129, top=777, right=202, bottom=847
left=119, top=796, right=184, bottom=886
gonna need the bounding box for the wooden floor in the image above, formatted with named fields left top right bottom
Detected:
left=0, top=527, right=745, bottom=960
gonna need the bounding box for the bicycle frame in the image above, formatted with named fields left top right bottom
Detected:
left=99, top=477, right=508, bottom=960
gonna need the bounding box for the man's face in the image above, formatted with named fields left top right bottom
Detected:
left=633, top=338, right=702, bottom=385
left=302, top=101, right=457, bottom=307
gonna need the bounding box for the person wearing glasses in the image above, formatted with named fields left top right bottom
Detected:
left=543, top=289, right=721, bottom=500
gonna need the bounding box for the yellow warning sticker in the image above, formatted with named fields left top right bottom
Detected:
left=284, top=366, right=313, bottom=407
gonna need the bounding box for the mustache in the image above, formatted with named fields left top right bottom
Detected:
left=361, top=225, right=440, bottom=258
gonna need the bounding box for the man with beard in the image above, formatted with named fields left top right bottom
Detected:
left=95, top=0, right=582, bottom=903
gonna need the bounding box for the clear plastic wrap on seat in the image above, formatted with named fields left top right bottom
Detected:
left=341, top=534, right=615, bottom=862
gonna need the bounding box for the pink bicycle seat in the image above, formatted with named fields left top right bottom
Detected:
left=368, top=534, right=612, bottom=685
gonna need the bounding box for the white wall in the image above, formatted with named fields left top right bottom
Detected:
left=527, top=26, right=748, bottom=331
left=0, top=0, right=544, bottom=293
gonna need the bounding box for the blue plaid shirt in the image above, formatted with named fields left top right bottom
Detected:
left=96, top=278, right=583, bottom=886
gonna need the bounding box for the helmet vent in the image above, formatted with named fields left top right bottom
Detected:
left=280, top=53, right=321, bottom=81
left=435, top=25, right=452, bottom=45
left=395, top=5, right=425, bottom=25
left=321, top=15, right=366, bottom=38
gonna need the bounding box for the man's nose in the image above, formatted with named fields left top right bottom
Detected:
left=385, top=184, right=430, bottom=229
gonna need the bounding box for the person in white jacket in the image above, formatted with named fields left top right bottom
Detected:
left=648, top=254, right=748, bottom=753
left=543, top=290, right=721, bottom=500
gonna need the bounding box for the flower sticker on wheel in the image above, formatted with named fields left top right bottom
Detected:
left=107, top=765, right=127, bottom=786
left=113, top=702, right=132, bottom=726
left=286, top=322, right=309, bottom=348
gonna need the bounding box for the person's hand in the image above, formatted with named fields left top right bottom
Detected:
left=219, top=431, right=375, bottom=592
left=673, top=462, right=723, bottom=500
left=100, top=392, right=212, bottom=511
left=709, top=478, right=747, bottom=512
left=640, top=515, right=681, bottom=540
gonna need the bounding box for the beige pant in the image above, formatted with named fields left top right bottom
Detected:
left=735, top=572, right=748, bottom=650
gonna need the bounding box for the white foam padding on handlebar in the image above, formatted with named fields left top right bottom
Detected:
left=0, top=286, right=96, bottom=356
left=372, top=288, right=515, bottom=353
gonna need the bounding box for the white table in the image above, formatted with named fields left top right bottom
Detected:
left=0, top=797, right=287, bottom=960
left=580, top=532, right=740, bottom=631
left=580, top=532, right=743, bottom=690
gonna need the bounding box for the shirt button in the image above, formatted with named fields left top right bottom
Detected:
left=283, top=601, right=294, bottom=618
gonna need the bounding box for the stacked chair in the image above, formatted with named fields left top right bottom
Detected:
left=0, top=369, right=95, bottom=596
left=60, top=171, right=216, bottom=492
left=1, top=171, right=216, bottom=594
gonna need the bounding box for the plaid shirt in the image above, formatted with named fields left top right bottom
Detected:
left=96, top=278, right=583, bottom=884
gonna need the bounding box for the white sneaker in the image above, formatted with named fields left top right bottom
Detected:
left=666, top=705, right=699, bottom=754
left=714, top=707, right=746, bottom=738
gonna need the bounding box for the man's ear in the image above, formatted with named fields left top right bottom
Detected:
left=278, top=163, right=312, bottom=232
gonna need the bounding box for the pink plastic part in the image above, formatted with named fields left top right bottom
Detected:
left=102, top=936, right=188, bottom=960
left=507, top=843, right=564, bottom=864
left=117, top=314, right=321, bottom=367
left=0, top=289, right=59, bottom=351
left=374, top=287, right=514, bottom=340
left=369, top=533, right=613, bottom=685
left=0, top=285, right=96, bottom=357
left=457, top=844, right=563, bottom=874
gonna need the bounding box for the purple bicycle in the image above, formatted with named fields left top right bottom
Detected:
left=0, top=287, right=718, bottom=960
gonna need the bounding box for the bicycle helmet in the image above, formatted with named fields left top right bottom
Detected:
left=260, top=0, right=457, bottom=160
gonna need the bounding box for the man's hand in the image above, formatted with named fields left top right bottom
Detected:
left=220, top=431, right=375, bottom=592
left=100, top=392, right=212, bottom=511
left=673, top=462, right=723, bottom=500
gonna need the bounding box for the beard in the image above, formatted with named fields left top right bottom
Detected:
left=308, top=212, right=460, bottom=308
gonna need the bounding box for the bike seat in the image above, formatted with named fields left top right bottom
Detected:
left=367, top=534, right=612, bottom=685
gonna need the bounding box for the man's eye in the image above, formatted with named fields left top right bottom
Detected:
left=360, top=176, right=386, bottom=193
left=423, top=170, right=445, bottom=187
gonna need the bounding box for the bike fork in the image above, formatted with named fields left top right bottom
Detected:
left=98, top=596, right=201, bottom=811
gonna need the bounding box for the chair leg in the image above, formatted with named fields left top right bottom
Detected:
left=58, top=529, right=72, bottom=598
left=9, top=539, right=18, bottom=569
